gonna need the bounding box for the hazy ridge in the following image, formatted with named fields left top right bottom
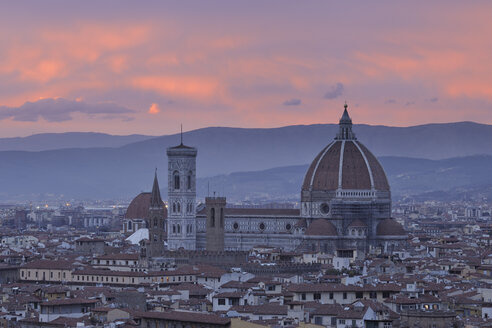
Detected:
left=0, top=122, right=491, bottom=202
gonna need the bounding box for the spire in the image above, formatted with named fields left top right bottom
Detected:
left=150, top=169, right=162, bottom=207
left=335, top=102, right=356, bottom=140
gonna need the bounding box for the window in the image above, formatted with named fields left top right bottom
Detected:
left=343, top=292, right=347, bottom=299
left=356, top=291, right=363, bottom=299
left=383, top=322, right=392, bottom=328
left=314, top=317, right=322, bottom=325
left=220, top=208, right=224, bottom=228
left=187, top=171, right=192, bottom=190
left=301, top=293, right=306, bottom=300
left=331, top=317, right=336, bottom=325
left=339, top=319, right=345, bottom=324
left=329, top=292, right=334, bottom=300
left=314, top=293, right=321, bottom=300
left=382, top=291, right=390, bottom=298
left=210, top=208, right=215, bottom=227
left=218, top=299, right=226, bottom=305
left=173, top=171, right=180, bottom=190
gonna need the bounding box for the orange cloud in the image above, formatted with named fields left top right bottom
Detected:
left=148, top=103, right=160, bottom=114
left=40, top=24, right=151, bottom=63
left=132, top=76, right=220, bottom=99
left=20, top=59, right=67, bottom=83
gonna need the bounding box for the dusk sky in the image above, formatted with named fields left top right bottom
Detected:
left=1, top=1, right=491, bottom=137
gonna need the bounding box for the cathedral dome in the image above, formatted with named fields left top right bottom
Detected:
left=125, top=192, right=167, bottom=220
left=302, top=105, right=389, bottom=193
left=305, top=219, right=338, bottom=236
left=376, top=219, right=406, bottom=236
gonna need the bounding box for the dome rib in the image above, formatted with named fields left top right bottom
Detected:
left=353, top=141, right=374, bottom=189
left=357, top=142, right=390, bottom=191
left=338, top=140, right=345, bottom=189
left=309, top=141, right=336, bottom=189
left=341, top=141, right=372, bottom=190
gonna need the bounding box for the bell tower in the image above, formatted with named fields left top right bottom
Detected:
left=205, top=196, right=226, bottom=252
left=147, top=170, right=165, bottom=257
left=166, top=136, right=197, bottom=250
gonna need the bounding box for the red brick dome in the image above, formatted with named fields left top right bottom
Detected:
left=302, top=140, right=389, bottom=192
left=302, top=105, right=389, bottom=194
left=305, top=219, right=338, bottom=236
left=125, top=192, right=167, bottom=219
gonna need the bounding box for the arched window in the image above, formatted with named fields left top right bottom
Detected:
left=220, top=208, right=224, bottom=228
left=128, top=221, right=132, bottom=230
left=154, top=219, right=157, bottom=227
left=172, top=203, right=176, bottom=213
left=177, top=203, right=181, bottom=213
left=172, top=225, right=176, bottom=233
left=210, top=208, right=215, bottom=227
left=177, top=224, right=181, bottom=233
left=173, top=171, right=180, bottom=190
left=187, top=171, right=192, bottom=190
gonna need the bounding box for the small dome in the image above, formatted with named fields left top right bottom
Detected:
left=348, top=219, right=367, bottom=228
left=305, top=219, right=338, bottom=236
left=376, top=219, right=405, bottom=236
left=125, top=192, right=167, bottom=219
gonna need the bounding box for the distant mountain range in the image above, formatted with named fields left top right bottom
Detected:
left=0, top=121, right=491, bottom=202
left=198, top=155, right=492, bottom=202
left=0, top=132, right=153, bottom=151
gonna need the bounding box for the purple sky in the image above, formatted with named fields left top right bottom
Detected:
left=0, top=1, right=491, bottom=137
